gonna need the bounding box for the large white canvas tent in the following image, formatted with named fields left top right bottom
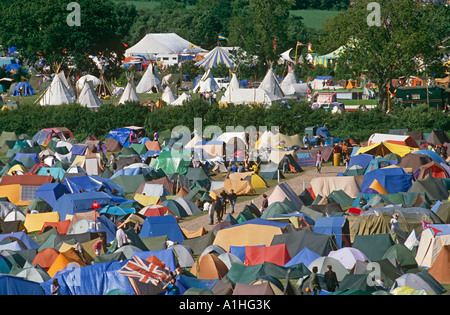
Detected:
left=78, top=81, right=102, bottom=109
left=193, top=69, right=220, bottom=93
left=125, top=33, right=206, bottom=65
left=136, top=65, right=161, bottom=94
left=39, top=73, right=75, bottom=106
left=118, top=79, right=141, bottom=105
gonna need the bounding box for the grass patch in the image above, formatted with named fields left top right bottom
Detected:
left=290, top=9, right=339, bottom=29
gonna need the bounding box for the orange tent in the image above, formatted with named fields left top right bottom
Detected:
left=32, top=247, right=60, bottom=271
left=244, top=243, right=291, bottom=266
left=47, top=247, right=88, bottom=277
left=40, top=220, right=71, bottom=235
left=428, top=245, right=450, bottom=284
left=191, top=254, right=229, bottom=280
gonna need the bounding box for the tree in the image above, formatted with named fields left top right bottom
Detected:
left=229, top=0, right=294, bottom=65
left=0, top=0, right=137, bottom=72
left=323, top=0, right=448, bottom=111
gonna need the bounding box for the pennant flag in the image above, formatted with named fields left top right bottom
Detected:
left=218, top=35, right=228, bottom=41
left=90, top=201, right=101, bottom=209
left=297, top=42, right=307, bottom=46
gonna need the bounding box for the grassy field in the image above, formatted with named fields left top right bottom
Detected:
left=290, top=9, right=339, bottom=29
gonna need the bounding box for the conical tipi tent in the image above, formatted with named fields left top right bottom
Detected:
left=118, top=75, right=141, bottom=105
left=258, top=68, right=284, bottom=100
left=161, top=86, right=176, bottom=105
left=220, top=73, right=241, bottom=103
left=280, top=71, right=309, bottom=97
left=76, top=75, right=102, bottom=92
left=39, top=74, right=75, bottom=106
left=172, top=92, right=191, bottom=106
left=136, top=65, right=161, bottom=94
left=193, top=69, right=220, bottom=93
left=78, top=80, right=102, bottom=109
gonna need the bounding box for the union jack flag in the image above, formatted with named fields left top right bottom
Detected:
left=118, top=256, right=170, bottom=285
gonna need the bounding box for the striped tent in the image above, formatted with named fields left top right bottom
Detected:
left=195, top=46, right=235, bottom=69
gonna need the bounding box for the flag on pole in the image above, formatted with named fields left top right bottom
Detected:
left=218, top=35, right=228, bottom=41
left=297, top=42, right=307, bottom=46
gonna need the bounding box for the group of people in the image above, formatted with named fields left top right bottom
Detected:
left=201, top=189, right=237, bottom=225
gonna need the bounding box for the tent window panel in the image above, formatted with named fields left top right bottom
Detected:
left=21, top=186, right=40, bottom=201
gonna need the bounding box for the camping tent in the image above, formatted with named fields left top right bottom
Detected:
left=257, top=68, right=285, bottom=100
left=193, top=69, right=220, bottom=93
left=136, top=65, right=161, bottom=94
left=118, top=79, right=141, bottom=105
left=195, top=46, right=235, bottom=69
left=39, top=73, right=75, bottom=106
left=78, top=81, right=102, bottom=109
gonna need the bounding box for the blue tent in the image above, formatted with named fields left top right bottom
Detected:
left=230, top=245, right=265, bottom=262
left=34, top=183, right=70, bottom=209
left=12, top=82, right=35, bottom=96
left=64, top=175, right=125, bottom=196
left=0, top=231, right=40, bottom=250
left=316, top=126, right=332, bottom=138
left=5, top=63, right=21, bottom=74
left=0, top=275, right=44, bottom=295
left=140, top=215, right=184, bottom=244
left=360, top=168, right=412, bottom=194
left=176, top=274, right=217, bottom=295
left=106, top=128, right=137, bottom=147
left=364, top=156, right=390, bottom=174
left=313, top=217, right=348, bottom=248
left=132, top=249, right=177, bottom=271
left=284, top=247, right=321, bottom=268
left=53, top=191, right=111, bottom=220
left=412, top=150, right=446, bottom=165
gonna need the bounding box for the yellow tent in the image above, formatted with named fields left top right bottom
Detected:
left=24, top=212, right=60, bottom=233
left=368, top=179, right=388, bottom=194
left=228, top=172, right=268, bottom=190
left=133, top=193, right=161, bottom=206
left=222, top=178, right=256, bottom=196
left=355, top=142, right=418, bottom=157
left=213, top=222, right=285, bottom=252
left=6, top=164, right=28, bottom=175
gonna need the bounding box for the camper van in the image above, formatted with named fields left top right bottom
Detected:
left=215, top=77, right=230, bottom=91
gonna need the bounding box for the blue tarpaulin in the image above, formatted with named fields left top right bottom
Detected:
left=53, top=191, right=111, bottom=220
left=0, top=275, right=44, bottom=295
left=106, top=128, right=137, bottom=147
left=132, top=249, right=177, bottom=271
left=34, top=183, right=70, bottom=209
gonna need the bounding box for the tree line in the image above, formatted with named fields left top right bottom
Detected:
left=0, top=99, right=447, bottom=143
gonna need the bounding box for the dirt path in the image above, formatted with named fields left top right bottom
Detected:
left=179, top=165, right=347, bottom=232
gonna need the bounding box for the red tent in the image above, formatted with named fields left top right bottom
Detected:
left=245, top=243, right=291, bottom=266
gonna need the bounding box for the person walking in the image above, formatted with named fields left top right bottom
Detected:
left=316, top=150, right=323, bottom=173
left=323, top=265, right=339, bottom=292
left=309, top=266, right=321, bottom=295
left=228, top=189, right=237, bottom=214
left=51, top=278, right=61, bottom=295
left=260, top=194, right=268, bottom=214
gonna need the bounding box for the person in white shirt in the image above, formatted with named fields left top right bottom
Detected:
left=116, top=227, right=130, bottom=248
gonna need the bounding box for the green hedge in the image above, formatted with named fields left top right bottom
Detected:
left=0, top=100, right=448, bottom=142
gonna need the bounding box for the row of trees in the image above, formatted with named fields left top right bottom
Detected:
left=1, top=100, right=448, bottom=143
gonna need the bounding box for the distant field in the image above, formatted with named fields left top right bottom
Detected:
left=290, top=9, right=340, bottom=28
left=112, top=0, right=160, bottom=10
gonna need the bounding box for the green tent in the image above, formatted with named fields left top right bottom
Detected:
left=161, top=199, right=188, bottom=218
left=382, top=243, right=418, bottom=270
left=130, top=143, right=148, bottom=155
left=261, top=199, right=296, bottom=219
left=327, top=190, right=355, bottom=208
left=352, top=233, right=395, bottom=261
left=111, top=174, right=148, bottom=195
left=185, top=167, right=212, bottom=190
left=152, top=150, right=191, bottom=176
left=408, top=174, right=449, bottom=201
left=26, top=197, right=53, bottom=213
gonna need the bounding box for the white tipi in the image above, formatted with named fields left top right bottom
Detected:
left=136, top=65, right=161, bottom=94
left=161, top=86, right=176, bottom=105
left=39, top=74, right=75, bottom=106
left=258, top=68, right=284, bottom=99
left=118, top=77, right=141, bottom=105
left=193, top=69, right=220, bottom=93
left=78, top=81, right=102, bottom=109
